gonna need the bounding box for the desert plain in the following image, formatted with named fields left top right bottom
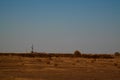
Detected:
left=0, top=54, right=120, bottom=80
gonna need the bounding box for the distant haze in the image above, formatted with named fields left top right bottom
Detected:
left=0, top=0, right=120, bottom=53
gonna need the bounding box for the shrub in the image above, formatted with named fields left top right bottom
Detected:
left=114, top=52, right=120, bottom=56
left=74, top=50, right=81, bottom=57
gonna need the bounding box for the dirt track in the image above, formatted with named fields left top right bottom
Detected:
left=0, top=56, right=120, bottom=80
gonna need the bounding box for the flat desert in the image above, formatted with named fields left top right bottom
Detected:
left=0, top=55, right=120, bottom=80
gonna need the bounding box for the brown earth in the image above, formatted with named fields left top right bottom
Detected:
left=0, top=56, right=120, bottom=80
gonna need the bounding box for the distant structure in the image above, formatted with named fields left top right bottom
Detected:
left=31, top=44, right=34, bottom=53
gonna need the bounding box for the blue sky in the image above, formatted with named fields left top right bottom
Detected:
left=0, top=0, right=120, bottom=53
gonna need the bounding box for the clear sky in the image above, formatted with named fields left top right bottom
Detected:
left=0, top=0, right=120, bottom=53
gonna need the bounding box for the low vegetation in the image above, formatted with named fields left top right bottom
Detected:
left=0, top=52, right=115, bottom=59
left=0, top=52, right=120, bottom=80
left=114, top=52, right=120, bottom=56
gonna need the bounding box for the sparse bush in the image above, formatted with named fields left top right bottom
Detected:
left=114, top=63, right=120, bottom=69
left=74, top=50, right=81, bottom=57
left=114, top=52, right=120, bottom=56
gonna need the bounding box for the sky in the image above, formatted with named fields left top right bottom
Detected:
left=0, top=0, right=120, bottom=53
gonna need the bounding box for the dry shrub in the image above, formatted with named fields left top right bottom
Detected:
left=114, top=63, right=120, bottom=69
left=81, top=54, right=114, bottom=59
left=74, top=50, right=81, bottom=57
left=114, top=52, right=120, bottom=56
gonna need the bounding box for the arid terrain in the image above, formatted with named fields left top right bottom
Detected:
left=0, top=54, right=120, bottom=80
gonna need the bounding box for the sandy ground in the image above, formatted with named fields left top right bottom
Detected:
left=0, top=56, right=120, bottom=80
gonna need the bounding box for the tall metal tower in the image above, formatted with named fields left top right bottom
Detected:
left=31, top=44, right=34, bottom=53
